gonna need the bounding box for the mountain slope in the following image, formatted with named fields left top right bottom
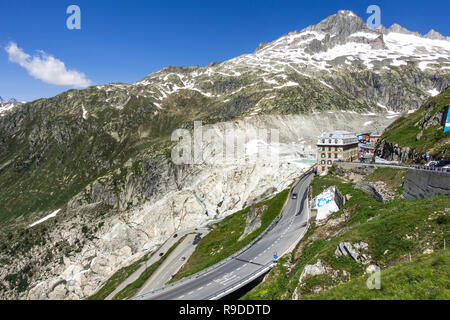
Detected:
left=302, top=249, right=450, bottom=300
left=375, top=86, right=450, bottom=162
left=242, top=168, right=449, bottom=300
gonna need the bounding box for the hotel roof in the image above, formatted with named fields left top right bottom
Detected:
left=317, top=131, right=358, bottom=146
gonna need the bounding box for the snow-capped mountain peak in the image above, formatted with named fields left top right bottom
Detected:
left=0, top=97, right=21, bottom=116
left=95, top=10, right=448, bottom=115
left=424, top=29, right=449, bottom=41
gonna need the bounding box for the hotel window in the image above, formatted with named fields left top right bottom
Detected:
left=335, top=147, right=338, bottom=151
left=322, top=166, right=325, bottom=171
left=334, top=154, right=338, bottom=159
left=321, top=160, right=325, bottom=165
left=322, top=147, right=325, bottom=151
left=328, top=147, right=332, bottom=151
left=328, top=153, right=331, bottom=158
left=321, top=153, right=326, bottom=158
left=327, top=160, right=332, bottom=165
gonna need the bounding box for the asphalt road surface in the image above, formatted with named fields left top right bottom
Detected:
left=134, top=171, right=314, bottom=300
left=137, top=233, right=202, bottom=294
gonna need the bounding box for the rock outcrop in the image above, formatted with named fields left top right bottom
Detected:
left=239, top=205, right=266, bottom=241
left=355, top=182, right=383, bottom=202
left=335, top=241, right=371, bottom=264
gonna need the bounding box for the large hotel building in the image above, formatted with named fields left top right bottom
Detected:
left=317, top=131, right=358, bottom=174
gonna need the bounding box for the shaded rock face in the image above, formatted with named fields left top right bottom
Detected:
left=355, top=182, right=383, bottom=202
left=376, top=141, right=429, bottom=163
left=303, top=10, right=386, bottom=51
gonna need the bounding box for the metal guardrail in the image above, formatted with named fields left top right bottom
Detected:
left=334, top=160, right=450, bottom=174
left=205, top=263, right=274, bottom=300
left=132, top=167, right=316, bottom=300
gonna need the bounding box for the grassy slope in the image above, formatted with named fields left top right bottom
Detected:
left=88, top=251, right=152, bottom=300
left=364, top=167, right=407, bottom=195
left=242, top=171, right=449, bottom=300
left=379, top=87, right=450, bottom=158
left=170, top=189, right=289, bottom=282
left=304, top=249, right=450, bottom=300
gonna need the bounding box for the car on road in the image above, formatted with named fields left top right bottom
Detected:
left=173, top=234, right=178, bottom=238
left=424, top=161, right=438, bottom=168
left=436, top=160, right=450, bottom=167
left=159, top=252, right=164, bottom=257
left=181, top=257, right=186, bottom=261
left=193, top=234, right=202, bottom=245
left=291, top=193, right=298, bottom=199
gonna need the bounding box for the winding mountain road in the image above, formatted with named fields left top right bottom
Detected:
left=133, top=170, right=314, bottom=300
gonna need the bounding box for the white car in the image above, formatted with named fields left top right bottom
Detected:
left=424, top=161, right=438, bottom=167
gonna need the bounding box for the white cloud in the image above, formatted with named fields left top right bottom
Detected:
left=5, top=42, right=92, bottom=88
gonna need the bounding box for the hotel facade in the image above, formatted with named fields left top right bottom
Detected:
left=317, top=131, right=358, bottom=174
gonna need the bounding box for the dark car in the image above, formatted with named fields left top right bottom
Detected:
left=424, top=161, right=438, bottom=168
left=159, top=252, right=164, bottom=257
left=173, top=234, right=178, bottom=238
left=192, top=234, right=202, bottom=245
left=436, top=160, right=450, bottom=167
left=292, top=193, right=298, bottom=199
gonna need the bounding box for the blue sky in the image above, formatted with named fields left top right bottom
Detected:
left=1, top=0, right=449, bottom=102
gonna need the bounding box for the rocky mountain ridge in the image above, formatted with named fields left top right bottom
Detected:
left=375, top=86, right=450, bottom=162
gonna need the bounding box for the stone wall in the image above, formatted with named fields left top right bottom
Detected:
left=403, top=169, right=450, bottom=200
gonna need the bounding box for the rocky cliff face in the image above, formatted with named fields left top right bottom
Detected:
left=375, top=142, right=429, bottom=163
left=0, top=10, right=449, bottom=299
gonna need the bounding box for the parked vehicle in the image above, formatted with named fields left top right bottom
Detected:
left=291, top=193, right=298, bottom=199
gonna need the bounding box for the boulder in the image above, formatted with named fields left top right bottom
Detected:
left=335, top=241, right=371, bottom=264
left=355, top=182, right=383, bottom=202
left=299, top=259, right=326, bottom=282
